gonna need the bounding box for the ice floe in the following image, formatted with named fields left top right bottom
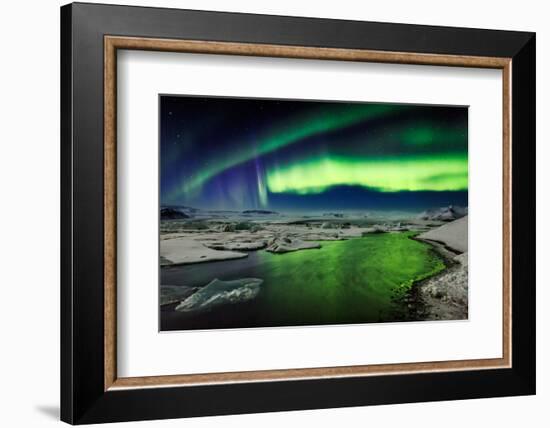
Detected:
left=265, top=236, right=321, bottom=253
left=175, top=278, right=263, bottom=312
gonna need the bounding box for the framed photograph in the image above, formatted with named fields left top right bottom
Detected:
left=61, top=2, right=536, bottom=424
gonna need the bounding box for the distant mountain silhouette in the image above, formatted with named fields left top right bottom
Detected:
left=242, top=210, right=278, bottom=215
left=160, top=208, right=190, bottom=220
left=418, top=205, right=468, bottom=222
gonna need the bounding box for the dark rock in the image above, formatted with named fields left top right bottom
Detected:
left=242, top=209, right=278, bottom=215
left=160, top=208, right=189, bottom=220
left=219, top=223, right=236, bottom=232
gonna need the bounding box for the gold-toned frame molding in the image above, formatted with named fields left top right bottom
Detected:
left=104, top=36, right=512, bottom=391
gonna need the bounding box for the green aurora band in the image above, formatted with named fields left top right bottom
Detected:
left=164, top=99, right=468, bottom=208
left=168, top=103, right=405, bottom=200
left=266, top=153, right=468, bottom=194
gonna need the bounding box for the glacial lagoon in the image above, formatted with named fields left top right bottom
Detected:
left=160, top=232, right=446, bottom=331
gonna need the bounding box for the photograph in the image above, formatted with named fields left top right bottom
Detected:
left=54, top=2, right=536, bottom=424
left=159, top=95, right=469, bottom=331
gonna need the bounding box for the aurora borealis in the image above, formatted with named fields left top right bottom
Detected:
left=266, top=153, right=468, bottom=194
left=160, top=96, right=468, bottom=211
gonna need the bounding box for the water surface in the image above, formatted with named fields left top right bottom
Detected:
left=160, top=232, right=445, bottom=331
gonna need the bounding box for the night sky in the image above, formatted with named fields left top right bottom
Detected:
left=160, top=95, right=468, bottom=212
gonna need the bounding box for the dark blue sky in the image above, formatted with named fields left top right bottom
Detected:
left=160, top=95, right=468, bottom=212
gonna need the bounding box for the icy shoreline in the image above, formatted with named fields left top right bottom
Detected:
left=159, top=210, right=469, bottom=322
left=412, top=216, right=469, bottom=320
left=160, top=213, right=438, bottom=266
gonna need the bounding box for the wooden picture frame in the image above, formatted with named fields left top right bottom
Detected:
left=61, top=2, right=535, bottom=424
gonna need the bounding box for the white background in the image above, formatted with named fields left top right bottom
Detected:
left=118, top=51, right=503, bottom=377
left=0, top=0, right=546, bottom=427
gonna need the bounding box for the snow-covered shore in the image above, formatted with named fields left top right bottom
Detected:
left=413, top=216, right=469, bottom=320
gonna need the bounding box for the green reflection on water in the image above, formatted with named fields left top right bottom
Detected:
left=252, top=232, right=446, bottom=325
left=161, top=232, right=447, bottom=329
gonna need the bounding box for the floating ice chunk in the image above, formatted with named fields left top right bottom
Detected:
left=265, top=236, right=321, bottom=253
left=205, top=241, right=267, bottom=251
left=175, top=278, right=263, bottom=313
left=160, top=285, right=197, bottom=305
left=161, top=237, right=248, bottom=265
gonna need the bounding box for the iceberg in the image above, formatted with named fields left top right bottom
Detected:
left=175, top=278, right=263, bottom=313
